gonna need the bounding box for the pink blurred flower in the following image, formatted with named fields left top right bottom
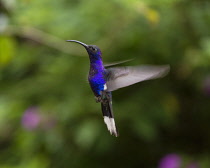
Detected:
left=21, top=107, right=41, bottom=130
left=22, top=107, right=57, bottom=131
left=158, top=154, right=181, bottom=168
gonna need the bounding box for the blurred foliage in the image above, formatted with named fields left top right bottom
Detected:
left=0, top=0, right=210, bottom=167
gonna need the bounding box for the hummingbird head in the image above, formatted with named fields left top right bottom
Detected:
left=66, top=40, right=102, bottom=62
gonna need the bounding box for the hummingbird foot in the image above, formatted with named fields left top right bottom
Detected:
left=95, top=96, right=102, bottom=103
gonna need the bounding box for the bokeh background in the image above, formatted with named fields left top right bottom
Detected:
left=1, top=0, right=210, bottom=167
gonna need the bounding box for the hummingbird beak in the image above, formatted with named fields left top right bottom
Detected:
left=66, top=40, right=88, bottom=48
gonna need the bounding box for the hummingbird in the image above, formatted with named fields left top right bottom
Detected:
left=67, top=40, right=169, bottom=137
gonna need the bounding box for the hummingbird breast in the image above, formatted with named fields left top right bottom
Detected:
left=88, top=63, right=106, bottom=97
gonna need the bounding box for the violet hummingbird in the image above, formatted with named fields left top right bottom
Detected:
left=67, top=40, right=169, bottom=137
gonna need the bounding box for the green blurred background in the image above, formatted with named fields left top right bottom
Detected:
left=1, top=0, right=210, bottom=167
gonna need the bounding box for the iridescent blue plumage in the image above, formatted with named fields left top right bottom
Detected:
left=66, top=40, right=170, bottom=137
left=89, top=71, right=105, bottom=96
left=88, top=58, right=106, bottom=97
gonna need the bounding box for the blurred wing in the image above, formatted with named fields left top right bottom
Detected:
left=104, top=59, right=134, bottom=67
left=105, top=65, right=170, bottom=91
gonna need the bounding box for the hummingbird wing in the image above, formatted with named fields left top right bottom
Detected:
left=105, top=65, right=170, bottom=92
left=104, top=59, right=134, bottom=67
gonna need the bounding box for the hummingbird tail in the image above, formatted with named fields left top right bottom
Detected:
left=101, top=91, right=118, bottom=137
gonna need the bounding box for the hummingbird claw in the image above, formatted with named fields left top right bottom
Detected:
left=95, top=96, right=102, bottom=103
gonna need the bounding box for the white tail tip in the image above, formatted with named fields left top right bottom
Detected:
left=104, top=116, right=118, bottom=137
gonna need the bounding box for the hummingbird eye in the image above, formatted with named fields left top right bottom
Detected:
left=90, top=46, right=97, bottom=52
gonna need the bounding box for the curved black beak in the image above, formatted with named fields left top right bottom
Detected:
left=66, top=40, right=88, bottom=48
